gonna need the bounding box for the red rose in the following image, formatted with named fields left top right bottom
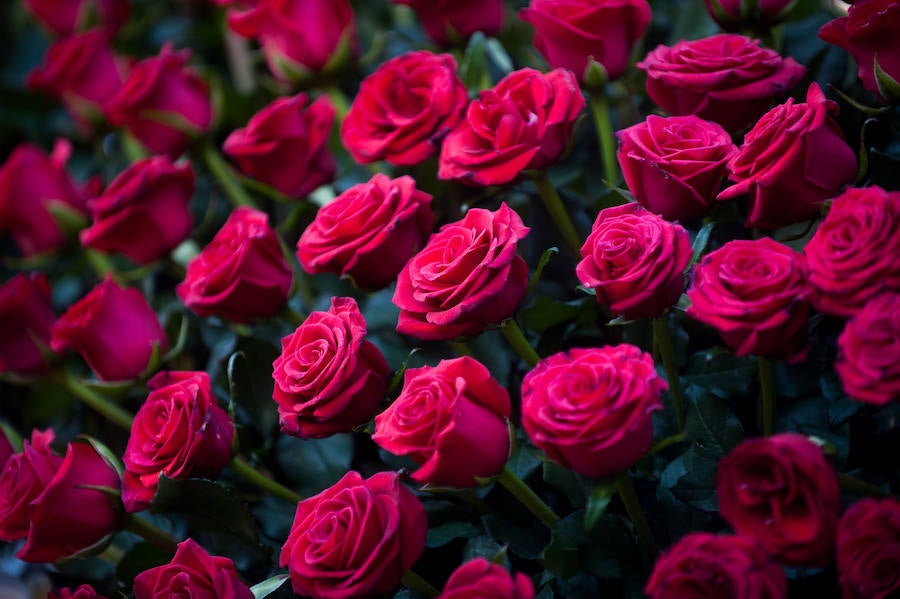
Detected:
left=393, top=203, right=530, bottom=341
left=716, top=433, right=841, bottom=567
left=0, top=273, right=56, bottom=375
left=177, top=206, right=293, bottom=323
left=280, top=471, right=427, bottom=599
left=438, top=68, right=585, bottom=186
left=23, top=0, right=129, bottom=36
left=49, top=585, right=109, bottom=599
left=272, top=297, right=390, bottom=438
left=296, top=174, right=433, bottom=290
left=521, top=345, right=665, bottom=478
left=638, top=34, right=805, bottom=134
left=391, top=0, right=504, bottom=47
left=0, top=429, right=62, bottom=542
left=804, top=186, right=900, bottom=318
left=704, top=0, right=798, bottom=32
left=133, top=538, right=253, bottom=599
left=718, top=83, right=857, bottom=229
left=373, top=356, right=511, bottom=488
left=0, top=430, right=13, bottom=467
left=80, top=157, right=194, bottom=265
left=105, top=44, right=212, bottom=158
left=341, top=51, right=468, bottom=167
left=616, top=115, right=737, bottom=221
left=519, top=0, right=652, bottom=82
left=439, top=559, right=535, bottom=599
left=686, top=238, right=809, bottom=360
left=51, top=276, right=168, bottom=382
left=123, top=371, right=235, bottom=512
left=836, top=498, right=900, bottom=599
left=645, top=533, right=787, bottom=599
left=223, top=94, right=336, bottom=198
left=576, top=203, right=692, bottom=320
left=836, top=293, right=900, bottom=406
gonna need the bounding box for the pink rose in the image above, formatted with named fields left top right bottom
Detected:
left=133, top=538, right=253, bottom=599
left=836, top=498, right=900, bottom=599
left=0, top=273, right=56, bottom=375
left=391, top=0, right=504, bottom=47
left=440, top=559, right=535, bottom=599
left=49, top=585, right=109, bottom=599
left=0, top=429, right=62, bottom=542
left=23, top=0, right=129, bottom=36
left=836, top=293, right=900, bottom=406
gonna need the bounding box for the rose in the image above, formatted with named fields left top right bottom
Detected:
left=718, top=83, right=857, bottom=229
left=803, top=186, right=900, bottom=317
left=0, top=429, right=62, bottom=542
left=836, top=293, right=900, bottom=406
left=576, top=203, right=692, bottom=320
left=49, top=585, right=109, bottom=599
left=391, top=0, right=504, bottom=47
left=637, top=34, right=805, bottom=134
left=519, top=0, right=652, bottom=83
left=23, top=0, right=129, bottom=36
left=615, top=115, right=737, bottom=221
left=521, top=344, right=665, bottom=478
left=704, top=0, right=798, bottom=32
left=177, top=206, right=293, bottom=323
left=296, top=174, right=434, bottom=290
left=80, top=157, right=194, bottom=265
left=373, top=356, right=511, bottom=487
left=439, top=559, right=535, bottom=599
left=645, top=533, right=787, bottom=599
left=836, top=498, right=900, bottom=599
left=0, top=430, right=13, bottom=467
left=280, top=471, right=427, bottom=599
left=272, top=297, right=391, bottom=438
left=393, top=203, right=530, bottom=341
left=223, top=94, right=336, bottom=198
left=123, top=371, right=235, bottom=512
left=438, top=68, right=585, bottom=186
left=105, top=44, right=212, bottom=158
left=133, top=538, right=253, bottom=599
left=686, top=238, right=810, bottom=360
left=0, top=273, right=56, bottom=375
left=51, top=276, right=168, bottom=382
left=341, top=51, right=468, bottom=166
left=716, top=433, right=841, bottom=567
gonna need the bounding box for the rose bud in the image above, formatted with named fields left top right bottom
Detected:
left=342, top=51, right=468, bottom=167
left=836, top=498, right=900, bottom=599
left=638, top=34, right=805, bottom=134
left=51, top=276, right=168, bottom=382
left=373, top=356, right=511, bottom=488
left=804, top=186, right=900, bottom=318
left=50, top=585, right=109, bottom=599
left=280, top=471, right=427, bottom=599
left=0, top=273, right=56, bottom=376
left=80, top=157, right=194, bottom=265
left=391, top=0, right=505, bottom=47
left=716, top=433, right=841, bottom=567
left=521, top=345, right=665, bottom=478
left=105, top=44, right=212, bottom=158
left=439, top=68, right=584, bottom=186
left=177, top=206, right=293, bottom=323
left=616, top=115, right=737, bottom=221
left=645, top=533, right=787, bottom=599
left=23, top=0, right=129, bottom=36
left=704, top=0, right=798, bottom=32
left=123, top=371, right=235, bottom=513
left=296, top=174, right=433, bottom=290
left=718, top=83, right=857, bottom=229
left=393, top=202, right=529, bottom=341
left=519, top=0, right=651, bottom=83
left=576, top=203, right=692, bottom=320
left=686, top=238, right=810, bottom=361
left=223, top=94, right=336, bottom=198
left=133, top=538, right=253, bottom=599
left=272, top=297, right=390, bottom=438
left=0, top=429, right=62, bottom=542
left=440, top=559, right=535, bottom=599
left=836, top=293, right=900, bottom=406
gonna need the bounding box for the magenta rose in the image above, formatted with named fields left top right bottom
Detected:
left=391, top=0, right=504, bottom=46
left=0, top=430, right=13, bottom=467
left=373, top=356, right=511, bottom=488
left=280, top=471, right=427, bottom=599
left=0, top=273, right=56, bottom=375
left=296, top=174, right=433, bottom=290
left=223, top=93, right=336, bottom=198
left=393, top=203, right=530, bottom=341
left=704, top=0, right=798, bottom=32
left=836, top=293, right=900, bottom=406
left=0, top=429, right=62, bottom=542
left=133, top=538, right=253, bottom=599
left=440, top=559, right=535, bottom=599
left=49, top=585, right=109, bottom=599
left=23, top=0, right=129, bottom=36
left=616, top=114, right=737, bottom=221
left=836, top=498, right=900, bottom=599
left=521, top=344, right=665, bottom=478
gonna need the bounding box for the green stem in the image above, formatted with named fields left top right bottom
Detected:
left=652, top=316, right=686, bottom=432
left=84, top=250, right=118, bottom=281
left=200, top=143, right=257, bottom=209
left=324, top=85, right=350, bottom=124
left=497, top=465, right=560, bottom=528
left=63, top=372, right=134, bottom=430
left=758, top=356, right=776, bottom=436
left=401, top=570, right=440, bottom=598
left=532, top=172, right=583, bottom=257
left=615, top=471, right=659, bottom=560
left=499, top=319, right=541, bottom=368
left=838, top=472, right=892, bottom=498
left=229, top=455, right=303, bottom=503
left=447, top=340, right=474, bottom=358
left=589, top=93, right=619, bottom=186
left=123, top=514, right=179, bottom=554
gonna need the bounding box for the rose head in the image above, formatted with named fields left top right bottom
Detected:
left=521, top=344, right=665, bottom=478
left=272, top=297, right=390, bottom=438
left=438, top=68, right=585, bottom=186
left=638, top=34, right=805, bottom=134
left=439, top=558, right=535, bottom=599
left=836, top=498, right=900, bottom=599
left=716, top=433, right=841, bottom=567
left=616, top=115, right=737, bottom=221
left=0, top=429, right=62, bottom=542
left=576, top=203, right=692, bottom=320
left=49, top=585, right=109, bottom=599
left=342, top=51, right=468, bottom=167
left=177, top=206, right=292, bottom=323
left=836, top=293, right=900, bottom=406
left=393, top=202, right=530, bottom=341
left=0, top=273, right=56, bottom=375
left=392, top=0, right=504, bottom=47
left=280, top=470, right=427, bottom=599
left=23, top=0, right=129, bottom=36
left=133, top=538, right=253, bottom=599
left=373, top=356, right=511, bottom=488
left=704, top=0, right=798, bottom=32
left=223, top=93, right=337, bottom=198
left=297, top=174, right=434, bottom=290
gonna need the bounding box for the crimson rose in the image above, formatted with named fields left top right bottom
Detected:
left=836, top=498, right=900, bottom=599
left=49, top=586, right=109, bottom=599
left=0, top=273, right=56, bottom=375
left=440, top=559, right=535, bottom=599
left=836, top=293, right=900, bottom=406
left=0, top=429, right=62, bottom=542
left=133, top=538, right=253, bottom=599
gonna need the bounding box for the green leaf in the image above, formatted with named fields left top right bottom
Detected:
left=251, top=574, right=289, bottom=599
left=150, top=476, right=259, bottom=543
left=116, top=542, right=172, bottom=588
left=426, top=521, right=481, bottom=548
left=541, top=514, right=582, bottom=579
left=687, top=222, right=715, bottom=272
left=275, top=434, right=353, bottom=496
left=507, top=441, right=544, bottom=480
left=527, top=247, right=559, bottom=296
left=684, top=386, right=744, bottom=456
left=583, top=483, right=615, bottom=532
left=542, top=461, right=586, bottom=508
left=684, top=350, right=757, bottom=398
left=485, top=37, right=513, bottom=75
left=481, top=513, right=547, bottom=559
left=463, top=535, right=506, bottom=563
left=666, top=445, right=720, bottom=513
left=459, top=32, right=489, bottom=92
